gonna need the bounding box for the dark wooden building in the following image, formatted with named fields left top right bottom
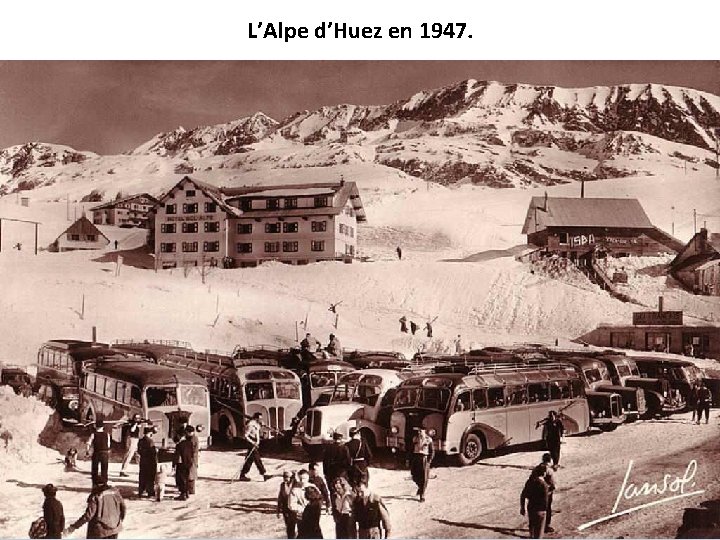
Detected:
left=521, top=196, right=682, bottom=263
left=669, top=228, right=720, bottom=295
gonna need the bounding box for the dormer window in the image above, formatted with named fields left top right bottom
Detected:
left=314, top=196, right=329, bottom=208
left=267, top=199, right=280, bottom=210
left=285, top=197, right=298, bottom=209
left=240, top=199, right=251, bottom=211
left=186, top=190, right=196, bottom=197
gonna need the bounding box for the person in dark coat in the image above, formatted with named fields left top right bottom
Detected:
left=409, top=321, right=418, bottom=335
left=425, top=322, right=433, bottom=338
left=521, top=465, right=550, bottom=539
left=86, top=419, right=111, bottom=486
left=538, top=453, right=556, bottom=534
left=65, top=482, right=126, bottom=539
left=299, top=480, right=324, bottom=539
left=689, top=381, right=700, bottom=422
left=399, top=316, right=408, bottom=334
left=308, top=462, right=331, bottom=511
left=277, top=471, right=297, bottom=539
left=184, top=425, right=199, bottom=496
left=137, top=426, right=158, bottom=498
left=537, top=411, right=564, bottom=467
left=323, top=432, right=351, bottom=494
left=396, top=246, right=402, bottom=260
left=410, top=427, right=434, bottom=502
left=696, top=382, right=712, bottom=424
left=345, top=427, right=372, bottom=488
left=173, top=434, right=194, bottom=501
left=42, top=484, right=65, bottom=539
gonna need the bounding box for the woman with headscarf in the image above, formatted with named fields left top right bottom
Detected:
left=332, top=477, right=355, bottom=539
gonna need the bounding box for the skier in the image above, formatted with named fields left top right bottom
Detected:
left=237, top=412, right=271, bottom=482
left=425, top=322, right=433, bottom=338
left=399, top=316, right=408, bottom=333
left=410, top=321, right=418, bottom=335
left=396, top=246, right=402, bottom=260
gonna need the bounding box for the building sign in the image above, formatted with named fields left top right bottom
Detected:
left=165, top=214, right=216, bottom=222
left=632, top=311, right=683, bottom=325
left=602, top=237, right=640, bottom=245
left=570, top=234, right=595, bottom=248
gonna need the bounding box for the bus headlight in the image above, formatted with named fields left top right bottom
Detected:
left=297, top=424, right=305, bottom=434
left=390, top=426, right=398, bottom=434
left=427, top=428, right=437, bottom=437
left=68, top=400, right=79, bottom=410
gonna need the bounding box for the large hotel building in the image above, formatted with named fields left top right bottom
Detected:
left=150, top=176, right=366, bottom=269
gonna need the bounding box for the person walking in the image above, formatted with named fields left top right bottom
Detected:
left=119, top=414, right=143, bottom=478
left=537, top=411, right=564, bottom=467
left=520, top=465, right=550, bottom=539
left=352, top=481, right=392, bottom=539
left=42, top=484, right=65, bottom=539
left=277, top=471, right=298, bottom=539
left=326, top=334, right=343, bottom=360
left=689, top=381, right=700, bottom=423
left=323, top=432, right=351, bottom=494
left=86, top=419, right=111, bottom=486
left=237, top=412, right=270, bottom=482
left=331, top=477, right=356, bottom=539
left=409, top=427, right=434, bottom=502
left=173, top=431, right=194, bottom=500
left=185, top=425, right=200, bottom=496
left=289, top=470, right=321, bottom=539
left=299, top=478, right=324, bottom=539
left=346, top=427, right=372, bottom=489
left=696, top=381, right=712, bottom=425
left=137, top=426, right=158, bottom=498
left=308, top=462, right=331, bottom=512
left=65, top=482, right=126, bottom=539
left=399, top=317, right=408, bottom=334
left=538, top=453, right=556, bottom=534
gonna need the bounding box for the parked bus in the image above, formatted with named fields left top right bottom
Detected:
left=155, top=348, right=303, bottom=445
left=386, top=363, right=591, bottom=466
left=299, top=369, right=409, bottom=453
left=343, top=350, right=411, bottom=371
left=598, top=354, right=685, bottom=416
left=36, top=340, right=133, bottom=424
left=631, top=356, right=698, bottom=410
left=81, top=358, right=211, bottom=453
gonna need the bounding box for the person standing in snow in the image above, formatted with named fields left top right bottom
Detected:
left=696, top=382, right=712, bottom=425
left=425, top=322, right=433, bottom=338
left=454, top=335, right=463, bottom=355
left=410, top=427, right=434, bottom=502
left=42, top=484, right=65, bottom=539
left=520, top=466, right=550, bottom=539
left=86, top=419, right=111, bottom=486
left=399, top=317, right=408, bottom=334
left=326, top=334, right=343, bottom=360
left=277, top=471, right=298, bottom=539
left=536, top=411, right=564, bottom=467
left=119, top=414, right=143, bottom=478
left=137, top=426, right=158, bottom=499
left=409, top=321, right=418, bottom=335
left=346, top=427, right=372, bottom=488
left=396, top=246, right=402, bottom=260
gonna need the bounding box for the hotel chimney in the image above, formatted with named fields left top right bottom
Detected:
left=658, top=296, right=664, bottom=313
left=580, top=178, right=585, bottom=199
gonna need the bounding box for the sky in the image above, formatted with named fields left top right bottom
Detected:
left=0, top=61, right=718, bottom=155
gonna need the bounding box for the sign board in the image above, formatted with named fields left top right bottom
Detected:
left=166, top=214, right=215, bottom=222
left=632, top=311, right=683, bottom=326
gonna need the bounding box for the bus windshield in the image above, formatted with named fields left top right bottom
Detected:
left=310, top=372, right=337, bottom=389
left=246, top=382, right=274, bottom=401
left=180, top=385, right=208, bottom=407
left=276, top=382, right=301, bottom=400
left=146, top=386, right=178, bottom=407
left=331, top=383, right=382, bottom=406
left=394, top=387, right=451, bottom=412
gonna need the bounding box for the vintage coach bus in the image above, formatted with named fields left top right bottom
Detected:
left=387, top=363, right=591, bottom=466
left=81, top=358, right=211, bottom=452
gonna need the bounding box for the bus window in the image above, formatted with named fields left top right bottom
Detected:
left=146, top=387, right=178, bottom=407
left=85, top=373, right=96, bottom=392
left=129, top=386, right=142, bottom=407
left=116, top=381, right=126, bottom=403
left=506, top=385, right=527, bottom=406
left=616, top=364, right=631, bottom=378
left=419, top=388, right=451, bottom=411
left=180, top=385, right=208, bottom=407
left=95, top=376, right=106, bottom=396
left=570, top=379, right=585, bottom=398
left=550, top=380, right=571, bottom=400
left=104, top=380, right=116, bottom=400
left=487, top=387, right=504, bottom=408
left=310, top=372, right=333, bottom=389
left=276, top=382, right=301, bottom=400
left=357, top=384, right=382, bottom=406
left=454, top=391, right=471, bottom=412
left=584, top=368, right=603, bottom=384
left=629, top=364, right=641, bottom=377
left=246, top=382, right=274, bottom=402
left=528, top=382, right=549, bottom=403
left=472, top=389, right=487, bottom=409
left=394, top=387, right=419, bottom=408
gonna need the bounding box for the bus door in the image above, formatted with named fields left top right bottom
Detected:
left=504, top=384, right=530, bottom=446
left=527, top=381, right=551, bottom=443
left=471, top=387, right=506, bottom=449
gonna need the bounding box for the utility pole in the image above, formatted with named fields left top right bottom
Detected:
left=693, top=209, right=697, bottom=234
left=671, top=206, right=675, bottom=237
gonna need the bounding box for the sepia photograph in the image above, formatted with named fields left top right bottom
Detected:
left=0, top=59, right=719, bottom=539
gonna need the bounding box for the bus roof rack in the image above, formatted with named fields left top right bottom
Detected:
left=469, top=361, right=578, bottom=375
left=114, top=338, right=194, bottom=350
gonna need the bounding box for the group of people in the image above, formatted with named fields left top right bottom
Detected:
left=689, top=381, right=714, bottom=424
left=301, top=333, right=343, bottom=361
left=520, top=453, right=558, bottom=539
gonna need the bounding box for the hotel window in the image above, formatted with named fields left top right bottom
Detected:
left=314, top=196, right=329, bottom=208
left=182, top=222, right=198, bottom=233
left=160, top=223, right=176, bottom=234
left=204, top=241, right=220, bottom=252
left=185, top=190, right=196, bottom=197
left=166, top=204, right=177, bottom=215
left=237, top=243, right=253, bottom=254
left=204, top=221, right=220, bottom=233
left=160, top=243, right=176, bottom=253
left=283, top=241, right=299, bottom=252
left=284, top=197, right=298, bottom=209
left=558, top=232, right=568, bottom=245
left=183, top=203, right=198, bottom=214
left=345, top=244, right=355, bottom=256
left=311, top=221, right=327, bottom=232
left=283, top=222, right=298, bottom=233
left=265, top=223, right=281, bottom=234
left=266, top=198, right=280, bottom=210
left=311, top=240, right=325, bottom=252
left=86, top=235, right=97, bottom=242
left=240, top=199, right=251, bottom=211
left=237, top=223, right=253, bottom=234
left=264, top=242, right=280, bottom=253
left=205, top=202, right=217, bottom=213
left=182, top=242, right=199, bottom=252
left=339, top=224, right=346, bottom=234
left=69, top=234, right=80, bottom=241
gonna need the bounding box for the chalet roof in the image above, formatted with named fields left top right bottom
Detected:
left=55, top=216, right=109, bottom=243
left=224, top=181, right=367, bottom=223
left=90, top=193, right=160, bottom=212
left=522, top=197, right=654, bottom=235
left=153, top=176, right=242, bottom=218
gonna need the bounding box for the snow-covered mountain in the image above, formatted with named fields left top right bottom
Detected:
left=2, top=79, right=720, bottom=198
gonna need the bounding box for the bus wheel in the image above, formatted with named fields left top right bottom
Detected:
left=458, top=433, right=484, bottom=466
left=599, top=424, right=619, bottom=432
